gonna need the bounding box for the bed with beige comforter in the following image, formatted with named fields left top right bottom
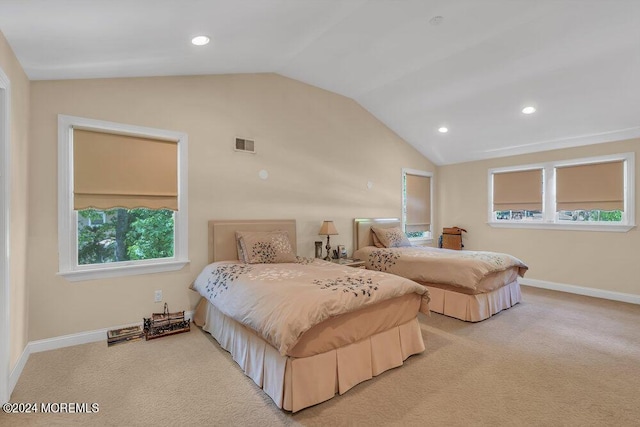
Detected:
left=354, top=246, right=527, bottom=293
left=353, top=245, right=528, bottom=322
left=192, top=257, right=430, bottom=356
left=191, top=257, right=430, bottom=411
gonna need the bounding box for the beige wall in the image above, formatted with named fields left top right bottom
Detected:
left=0, top=31, right=30, bottom=371
left=28, top=74, right=436, bottom=340
left=438, top=138, right=640, bottom=296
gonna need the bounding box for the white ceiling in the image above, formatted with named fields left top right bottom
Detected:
left=1, top=0, right=639, bottom=165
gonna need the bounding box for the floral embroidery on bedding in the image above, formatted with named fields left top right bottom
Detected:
left=403, top=249, right=449, bottom=258
left=204, top=264, right=253, bottom=299
left=313, top=276, right=379, bottom=297
left=247, top=256, right=325, bottom=282
left=295, top=256, right=315, bottom=265
left=367, top=249, right=401, bottom=272
left=250, top=241, right=278, bottom=263
left=371, top=226, right=411, bottom=248
left=385, top=229, right=410, bottom=247
left=236, top=231, right=297, bottom=263
left=457, top=252, right=506, bottom=267
left=247, top=266, right=306, bottom=281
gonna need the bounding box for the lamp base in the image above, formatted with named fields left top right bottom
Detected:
left=324, top=235, right=332, bottom=261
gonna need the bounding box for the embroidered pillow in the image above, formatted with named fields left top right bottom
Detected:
left=236, top=230, right=297, bottom=264
left=371, top=227, right=411, bottom=248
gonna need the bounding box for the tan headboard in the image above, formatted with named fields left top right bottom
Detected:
left=353, top=218, right=402, bottom=250
left=208, top=219, right=297, bottom=263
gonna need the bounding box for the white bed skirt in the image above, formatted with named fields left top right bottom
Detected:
left=200, top=301, right=425, bottom=412
left=426, top=280, right=522, bottom=322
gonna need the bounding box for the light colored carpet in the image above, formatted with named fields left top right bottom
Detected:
left=2, top=286, right=639, bottom=426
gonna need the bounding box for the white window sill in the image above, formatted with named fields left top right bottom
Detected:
left=409, top=237, right=434, bottom=246
left=58, top=259, right=190, bottom=282
left=488, top=221, right=635, bottom=233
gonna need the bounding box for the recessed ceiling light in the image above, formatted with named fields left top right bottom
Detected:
left=438, top=127, right=449, bottom=133
left=191, top=35, right=210, bottom=46
left=522, top=106, right=536, bottom=114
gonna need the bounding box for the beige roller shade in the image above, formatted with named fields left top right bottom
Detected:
left=556, top=161, right=624, bottom=211
left=493, top=169, right=543, bottom=211
left=73, top=129, right=178, bottom=210
left=405, top=174, right=430, bottom=233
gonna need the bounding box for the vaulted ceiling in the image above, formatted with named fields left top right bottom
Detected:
left=1, top=0, right=638, bottom=164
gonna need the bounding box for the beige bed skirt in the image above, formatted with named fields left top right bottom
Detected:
left=195, top=300, right=425, bottom=412
left=425, top=280, right=522, bottom=322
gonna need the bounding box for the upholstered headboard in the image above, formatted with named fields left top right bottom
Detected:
left=208, top=219, right=297, bottom=263
left=353, top=218, right=402, bottom=250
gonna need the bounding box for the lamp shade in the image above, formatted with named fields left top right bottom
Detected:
left=319, top=220, right=339, bottom=236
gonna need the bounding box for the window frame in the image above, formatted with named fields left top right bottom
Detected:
left=488, top=152, right=635, bottom=232
left=58, top=115, right=189, bottom=281
left=0, top=66, right=12, bottom=405
left=401, top=168, right=434, bottom=243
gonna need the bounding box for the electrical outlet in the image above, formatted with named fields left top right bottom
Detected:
left=154, top=290, right=162, bottom=303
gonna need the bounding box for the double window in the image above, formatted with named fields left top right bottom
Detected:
left=402, top=169, right=433, bottom=242
left=58, top=115, right=189, bottom=280
left=488, top=153, right=635, bottom=232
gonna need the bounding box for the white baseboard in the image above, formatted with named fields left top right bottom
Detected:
left=7, top=310, right=193, bottom=399
left=520, top=278, right=640, bottom=305
left=9, top=345, right=30, bottom=398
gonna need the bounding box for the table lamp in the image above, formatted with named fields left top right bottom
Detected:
left=318, top=220, right=339, bottom=261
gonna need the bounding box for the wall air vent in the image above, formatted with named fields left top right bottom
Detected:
left=235, top=137, right=255, bottom=154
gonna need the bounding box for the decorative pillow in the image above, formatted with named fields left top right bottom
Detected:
left=371, top=231, right=385, bottom=248
left=371, top=227, right=411, bottom=248
left=235, top=230, right=297, bottom=264
left=236, top=238, right=247, bottom=263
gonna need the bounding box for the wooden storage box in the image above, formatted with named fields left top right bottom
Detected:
left=442, top=234, right=462, bottom=250
left=442, top=227, right=466, bottom=250
left=443, top=227, right=463, bottom=235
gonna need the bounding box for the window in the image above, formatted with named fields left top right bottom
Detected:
left=492, top=168, right=543, bottom=222
left=488, top=153, right=635, bottom=232
left=555, top=161, right=624, bottom=223
left=58, top=115, right=189, bottom=281
left=402, top=169, right=433, bottom=242
left=77, top=208, right=175, bottom=265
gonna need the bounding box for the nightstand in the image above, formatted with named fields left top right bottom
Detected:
left=331, top=259, right=366, bottom=269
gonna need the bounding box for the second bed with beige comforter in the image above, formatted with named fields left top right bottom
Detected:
left=354, top=246, right=528, bottom=294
